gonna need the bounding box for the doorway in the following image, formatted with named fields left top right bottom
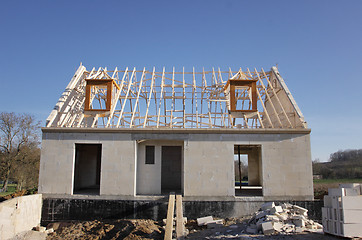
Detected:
left=73, top=144, right=101, bottom=195
left=161, top=146, right=182, bottom=193
left=234, top=145, right=262, bottom=196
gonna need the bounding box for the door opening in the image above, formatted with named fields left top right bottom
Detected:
left=73, top=144, right=101, bottom=195
left=161, top=146, right=182, bottom=194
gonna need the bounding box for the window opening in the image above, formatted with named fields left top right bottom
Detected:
left=145, top=145, right=155, bottom=164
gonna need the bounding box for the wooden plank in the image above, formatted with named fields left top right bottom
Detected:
left=143, top=67, right=156, bottom=127
left=247, top=69, right=273, bottom=128
left=106, top=67, right=127, bottom=127
left=182, top=67, right=186, bottom=128
left=157, top=68, right=166, bottom=128
left=116, top=68, right=135, bottom=127
left=164, top=194, right=175, bottom=240
left=130, top=68, right=145, bottom=127
left=176, top=194, right=185, bottom=239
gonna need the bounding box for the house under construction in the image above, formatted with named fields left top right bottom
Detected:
left=39, top=64, right=313, bottom=200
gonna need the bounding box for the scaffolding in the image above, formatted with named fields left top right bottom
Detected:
left=46, top=65, right=307, bottom=129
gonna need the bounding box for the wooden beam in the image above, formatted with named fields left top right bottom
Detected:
left=130, top=68, right=145, bottom=127
left=262, top=68, right=293, bottom=128
left=143, top=67, right=156, bottom=128
left=176, top=194, right=185, bottom=239
left=106, top=67, right=128, bottom=127
left=157, top=68, right=165, bottom=128
left=116, top=68, right=135, bottom=127
left=164, top=193, right=175, bottom=240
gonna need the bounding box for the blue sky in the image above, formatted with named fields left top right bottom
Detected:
left=1, top=0, right=361, bottom=161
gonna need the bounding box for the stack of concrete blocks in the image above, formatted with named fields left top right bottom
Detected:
left=322, top=183, right=362, bottom=238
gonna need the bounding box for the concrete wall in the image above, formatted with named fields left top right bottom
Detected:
left=136, top=140, right=183, bottom=195
left=184, top=140, right=234, bottom=197
left=40, top=129, right=313, bottom=200
left=39, top=132, right=136, bottom=196
left=0, top=194, right=42, bottom=240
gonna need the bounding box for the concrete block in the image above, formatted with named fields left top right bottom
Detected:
left=328, top=188, right=344, bottom=196
left=322, top=207, right=328, bottom=220
left=344, top=187, right=360, bottom=196
left=273, top=222, right=283, bottom=232
left=343, top=209, right=362, bottom=223
left=324, top=195, right=332, bottom=207
left=207, top=220, right=223, bottom=229
left=315, top=223, right=323, bottom=229
left=339, top=183, right=361, bottom=194
left=281, top=203, right=292, bottom=209
left=275, top=212, right=288, bottom=221
left=256, top=219, right=265, bottom=230
left=262, top=221, right=274, bottom=235
left=293, top=219, right=305, bottom=228
left=197, top=216, right=213, bottom=226
left=265, top=215, right=280, bottom=222
left=270, top=206, right=283, bottom=214
left=343, top=223, right=362, bottom=238
left=341, top=196, right=362, bottom=210
left=322, top=219, right=329, bottom=233
left=331, top=196, right=341, bottom=209
left=45, top=228, right=54, bottom=234
left=255, top=211, right=267, bottom=220
left=306, top=224, right=317, bottom=230
left=293, top=205, right=308, bottom=216
left=246, top=226, right=258, bottom=234
left=261, top=202, right=275, bottom=211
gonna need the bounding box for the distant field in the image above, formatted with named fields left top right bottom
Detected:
left=314, top=178, right=362, bottom=184
left=313, top=178, right=362, bottom=199
left=0, top=184, right=17, bottom=197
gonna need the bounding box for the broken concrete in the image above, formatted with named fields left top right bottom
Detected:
left=246, top=202, right=322, bottom=235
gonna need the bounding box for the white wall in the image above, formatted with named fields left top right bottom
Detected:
left=184, top=140, right=235, bottom=197
left=39, top=129, right=313, bottom=200
left=39, top=132, right=136, bottom=196
left=0, top=194, right=42, bottom=240
left=136, top=140, right=183, bottom=195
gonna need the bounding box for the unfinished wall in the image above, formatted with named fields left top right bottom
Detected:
left=40, top=129, right=313, bottom=200
left=183, top=139, right=235, bottom=197
left=0, top=194, right=42, bottom=240
left=136, top=140, right=183, bottom=195
left=39, top=131, right=136, bottom=196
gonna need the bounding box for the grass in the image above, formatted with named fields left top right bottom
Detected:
left=313, top=178, right=362, bottom=199
left=314, top=178, right=362, bottom=184
left=0, top=184, right=17, bottom=197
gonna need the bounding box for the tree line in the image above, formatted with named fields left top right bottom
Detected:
left=0, top=112, right=40, bottom=192
left=313, top=149, right=362, bottom=179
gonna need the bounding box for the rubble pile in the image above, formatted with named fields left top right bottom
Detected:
left=246, top=202, right=323, bottom=235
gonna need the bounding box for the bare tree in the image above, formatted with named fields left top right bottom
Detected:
left=0, top=112, right=40, bottom=192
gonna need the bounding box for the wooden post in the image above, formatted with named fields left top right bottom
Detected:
left=238, top=145, right=242, bottom=190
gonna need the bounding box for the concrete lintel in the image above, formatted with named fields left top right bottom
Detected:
left=42, top=127, right=311, bottom=135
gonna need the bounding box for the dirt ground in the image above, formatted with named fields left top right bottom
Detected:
left=45, top=217, right=343, bottom=240
left=46, top=219, right=164, bottom=240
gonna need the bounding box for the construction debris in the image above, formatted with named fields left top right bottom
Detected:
left=196, top=216, right=224, bottom=229
left=246, top=202, right=322, bottom=235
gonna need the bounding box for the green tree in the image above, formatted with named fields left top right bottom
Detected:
left=0, top=112, right=40, bottom=192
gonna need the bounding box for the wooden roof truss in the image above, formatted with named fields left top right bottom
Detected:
left=46, top=65, right=307, bottom=129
